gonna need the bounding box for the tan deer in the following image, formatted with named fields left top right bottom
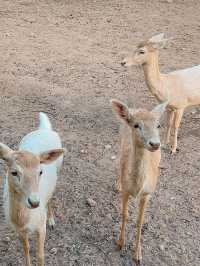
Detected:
left=121, top=33, right=200, bottom=153
left=1, top=112, right=64, bottom=266
left=111, top=99, right=167, bottom=263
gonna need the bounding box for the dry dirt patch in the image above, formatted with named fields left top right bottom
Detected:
left=0, top=1, right=200, bottom=265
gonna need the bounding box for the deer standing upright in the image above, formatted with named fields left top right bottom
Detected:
left=121, top=33, right=200, bottom=153
left=111, top=99, right=167, bottom=263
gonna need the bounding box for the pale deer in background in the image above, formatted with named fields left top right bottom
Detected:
left=111, top=99, right=167, bottom=263
left=121, top=33, right=200, bottom=153
left=1, top=113, right=64, bottom=266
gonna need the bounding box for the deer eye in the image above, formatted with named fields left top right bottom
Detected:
left=11, top=171, right=18, bottom=176
left=139, top=50, right=145, bottom=54
left=134, top=124, right=140, bottom=129
left=157, top=124, right=161, bottom=128
left=39, top=170, right=43, bottom=176
left=11, top=171, right=20, bottom=181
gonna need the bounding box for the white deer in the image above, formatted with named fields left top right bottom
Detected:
left=1, top=112, right=64, bottom=266
left=121, top=33, right=200, bottom=153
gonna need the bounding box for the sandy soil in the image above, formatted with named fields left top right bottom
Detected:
left=0, top=0, right=200, bottom=265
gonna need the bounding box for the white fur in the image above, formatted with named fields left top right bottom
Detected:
left=4, top=112, right=63, bottom=233
left=19, top=113, right=63, bottom=205
left=171, top=65, right=200, bottom=101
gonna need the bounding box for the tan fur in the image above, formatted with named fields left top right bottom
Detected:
left=5, top=150, right=45, bottom=266
left=122, top=36, right=200, bottom=153
left=14, top=151, right=40, bottom=168
left=111, top=100, right=165, bottom=263
left=9, top=187, right=30, bottom=228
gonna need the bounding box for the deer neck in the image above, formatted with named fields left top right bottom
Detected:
left=8, top=179, right=29, bottom=228
left=130, top=133, right=149, bottom=185
left=142, top=51, right=165, bottom=102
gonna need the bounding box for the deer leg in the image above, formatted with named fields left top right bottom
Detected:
left=36, top=226, right=46, bottom=266
left=116, top=177, right=122, bottom=192
left=116, top=153, right=126, bottom=192
left=47, top=201, right=55, bottom=229
left=116, top=159, right=122, bottom=192
left=134, top=194, right=149, bottom=263
left=116, top=193, right=129, bottom=249
left=171, top=109, right=184, bottom=153
left=19, top=232, right=31, bottom=266
left=117, top=138, right=129, bottom=192
left=165, top=109, right=174, bottom=146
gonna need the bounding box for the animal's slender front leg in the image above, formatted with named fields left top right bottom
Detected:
left=36, top=226, right=46, bottom=266
left=171, top=108, right=184, bottom=153
left=134, top=194, right=149, bottom=263
left=116, top=137, right=126, bottom=192
left=165, top=109, right=174, bottom=146
left=47, top=201, right=55, bottom=229
left=19, top=232, right=31, bottom=266
left=117, top=153, right=126, bottom=192
left=116, top=193, right=129, bottom=249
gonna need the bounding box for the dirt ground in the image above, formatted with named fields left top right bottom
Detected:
left=0, top=0, right=200, bottom=265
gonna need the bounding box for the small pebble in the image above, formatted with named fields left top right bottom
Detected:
left=50, top=247, right=57, bottom=255
left=111, top=155, right=116, bottom=160
left=4, top=236, right=10, bottom=243
left=105, top=144, right=111, bottom=150
left=106, top=213, right=112, bottom=220
left=159, top=244, right=165, bottom=251
left=191, top=110, right=196, bottom=115
left=86, top=198, right=97, bottom=207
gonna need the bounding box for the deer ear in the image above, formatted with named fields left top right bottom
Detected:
left=152, top=101, right=168, bottom=118
left=0, top=143, right=13, bottom=163
left=39, top=148, right=65, bottom=164
left=149, top=33, right=171, bottom=49
left=110, top=99, right=131, bottom=124
left=149, top=33, right=165, bottom=43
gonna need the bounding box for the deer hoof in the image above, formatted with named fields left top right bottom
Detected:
left=134, top=259, right=141, bottom=265
left=116, top=181, right=122, bottom=193
left=170, top=148, right=179, bottom=154
left=116, top=239, right=123, bottom=250
left=134, top=247, right=142, bottom=264
left=48, top=217, right=55, bottom=230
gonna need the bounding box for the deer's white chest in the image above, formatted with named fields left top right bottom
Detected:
left=26, top=207, right=47, bottom=233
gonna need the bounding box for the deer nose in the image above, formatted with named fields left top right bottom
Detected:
left=121, top=61, right=126, bottom=66
left=149, top=141, right=160, bottom=150
left=28, top=196, right=40, bottom=209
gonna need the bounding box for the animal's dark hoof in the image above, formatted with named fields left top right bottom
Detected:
left=116, top=240, right=123, bottom=250
left=170, top=148, right=179, bottom=154
left=50, top=225, right=55, bottom=230
left=48, top=218, right=55, bottom=230
left=134, top=258, right=141, bottom=265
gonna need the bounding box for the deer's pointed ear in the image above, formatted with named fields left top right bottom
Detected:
left=149, top=33, right=171, bottom=49
left=39, top=148, right=65, bottom=164
left=149, top=33, right=165, bottom=43
left=0, top=143, right=13, bottom=163
left=152, top=101, right=168, bottom=118
left=110, top=99, right=131, bottom=124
